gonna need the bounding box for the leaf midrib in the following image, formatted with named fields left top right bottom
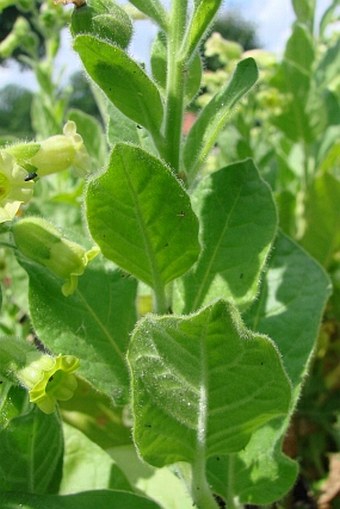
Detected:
left=119, top=150, right=164, bottom=293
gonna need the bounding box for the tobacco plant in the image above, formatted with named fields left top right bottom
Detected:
left=0, top=1, right=333, bottom=508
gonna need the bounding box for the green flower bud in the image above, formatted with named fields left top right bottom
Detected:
left=12, top=217, right=99, bottom=296
left=18, top=353, right=80, bottom=414
left=0, top=151, right=34, bottom=224
left=28, top=121, right=91, bottom=176
left=69, top=0, right=133, bottom=48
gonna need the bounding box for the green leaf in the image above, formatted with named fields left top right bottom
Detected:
left=73, top=35, right=164, bottom=141
left=319, top=0, right=339, bottom=38
left=300, top=172, right=340, bottom=268
left=67, top=109, right=107, bottom=168
left=285, top=22, right=314, bottom=73
left=107, top=102, right=140, bottom=146
left=107, top=102, right=158, bottom=156
left=292, top=0, right=316, bottom=27
left=272, top=23, right=317, bottom=142
left=184, top=0, right=223, bottom=57
left=0, top=490, right=162, bottom=509
left=86, top=143, right=200, bottom=290
left=174, top=159, right=277, bottom=313
left=209, top=232, right=331, bottom=505
left=245, top=231, right=331, bottom=393
left=128, top=0, right=168, bottom=30
left=0, top=384, right=29, bottom=427
left=183, top=58, right=258, bottom=176
left=151, top=33, right=202, bottom=105
left=315, top=38, right=340, bottom=90
left=207, top=420, right=298, bottom=505
left=21, top=261, right=137, bottom=404
left=128, top=299, right=291, bottom=467
left=0, top=407, right=63, bottom=494
left=109, top=445, right=194, bottom=509
left=60, top=423, right=131, bottom=494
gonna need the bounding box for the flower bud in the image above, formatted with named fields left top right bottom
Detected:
left=29, top=121, right=91, bottom=176
left=0, top=151, right=34, bottom=224
left=12, top=217, right=99, bottom=296
left=17, top=352, right=80, bottom=414
left=69, top=0, right=133, bottom=48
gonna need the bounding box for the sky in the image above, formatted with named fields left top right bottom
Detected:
left=0, top=0, right=335, bottom=90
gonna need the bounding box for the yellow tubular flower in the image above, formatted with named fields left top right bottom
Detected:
left=12, top=217, right=100, bottom=296
left=0, top=151, right=34, bottom=224
left=18, top=353, right=80, bottom=414
left=29, top=121, right=91, bottom=176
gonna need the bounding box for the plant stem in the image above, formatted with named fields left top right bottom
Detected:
left=191, top=381, right=219, bottom=509
left=191, top=455, right=219, bottom=509
left=153, top=282, right=168, bottom=315
left=163, top=0, right=188, bottom=171
left=226, top=455, right=238, bottom=509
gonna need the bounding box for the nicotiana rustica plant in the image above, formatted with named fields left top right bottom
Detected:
left=0, top=1, right=335, bottom=508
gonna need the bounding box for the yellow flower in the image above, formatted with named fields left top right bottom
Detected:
left=18, top=353, right=80, bottom=414
left=29, top=121, right=91, bottom=176
left=12, top=217, right=99, bottom=296
left=0, top=151, right=34, bottom=224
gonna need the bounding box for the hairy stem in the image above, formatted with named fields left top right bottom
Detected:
left=163, top=0, right=188, bottom=171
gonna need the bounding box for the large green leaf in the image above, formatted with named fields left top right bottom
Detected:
left=207, top=233, right=331, bottom=504
left=0, top=490, right=161, bottom=509
left=0, top=407, right=63, bottom=494
left=183, top=58, right=258, bottom=176
left=128, top=299, right=291, bottom=467
left=60, top=423, right=131, bottom=494
left=300, top=172, right=340, bottom=268
left=86, top=143, right=200, bottom=291
left=20, top=260, right=137, bottom=404
left=174, top=159, right=277, bottom=313
left=73, top=35, right=164, bottom=141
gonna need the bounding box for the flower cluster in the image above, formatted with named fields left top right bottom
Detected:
left=0, top=121, right=91, bottom=224
left=0, top=151, right=34, bottom=224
